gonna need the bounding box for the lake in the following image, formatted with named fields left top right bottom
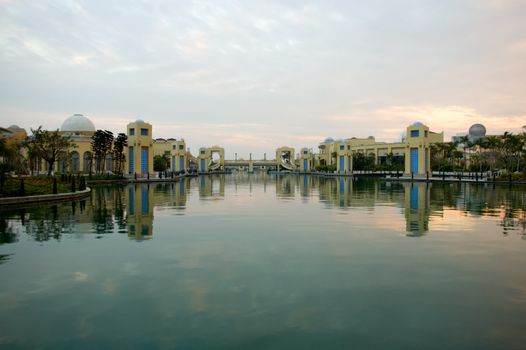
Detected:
left=0, top=174, right=525, bottom=349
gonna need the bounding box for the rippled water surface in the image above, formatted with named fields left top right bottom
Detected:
left=0, top=174, right=525, bottom=349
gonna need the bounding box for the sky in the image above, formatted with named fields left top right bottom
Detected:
left=1, top=0, right=525, bottom=158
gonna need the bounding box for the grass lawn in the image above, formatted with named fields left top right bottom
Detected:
left=0, top=177, right=73, bottom=197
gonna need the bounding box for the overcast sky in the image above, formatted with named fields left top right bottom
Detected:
left=1, top=0, right=525, bottom=158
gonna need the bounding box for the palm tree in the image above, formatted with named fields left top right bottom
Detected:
left=501, top=132, right=522, bottom=173
left=482, top=136, right=500, bottom=173
left=458, top=135, right=474, bottom=171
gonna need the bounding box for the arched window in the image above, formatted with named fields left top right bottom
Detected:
left=70, top=151, right=80, bottom=172
left=58, top=151, right=68, bottom=173
left=83, top=151, right=92, bottom=173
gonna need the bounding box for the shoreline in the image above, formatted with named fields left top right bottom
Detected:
left=0, top=187, right=92, bottom=207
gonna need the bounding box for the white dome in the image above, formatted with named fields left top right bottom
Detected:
left=60, top=114, right=95, bottom=132
left=469, top=124, right=486, bottom=137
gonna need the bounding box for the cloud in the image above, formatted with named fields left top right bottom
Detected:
left=0, top=1, right=524, bottom=158
left=327, top=105, right=526, bottom=141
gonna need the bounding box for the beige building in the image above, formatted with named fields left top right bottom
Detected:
left=299, top=147, right=315, bottom=172
left=18, top=115, right=444, bottom=177
left=57, top=114, right=96, bottom=174
left=276, top=146, right=296, bottom=171
left=313, top=122, right=443, bottom=175
left=197, top=145, right=225, bottom=173
left=126, top=119, right=154, bottom=176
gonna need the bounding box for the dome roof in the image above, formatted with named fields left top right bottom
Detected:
left=323, top=137, right=335, bottom=143
left=412, top=121, right=424, bottom=126
left=469, top=123, right=486, bottom=137
left=60, top=114, right=95, bottom=132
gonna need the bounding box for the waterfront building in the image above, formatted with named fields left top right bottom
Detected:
left=127, top=119, right=154, bottom=176
left=315, top=122, right=443, bottom=175
left=275, top=146, right=296, bottom=171
left=197, top=145, right=225, bottom=173
left=58, top=114, right=95, bottom=174
left=299, top=148, right=315, bottom=172
left=0, top=125, right=27, bottom=145
left=5, top=115, right=446, bottom=176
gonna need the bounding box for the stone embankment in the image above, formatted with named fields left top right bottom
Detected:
left=0, top=187, right=92, bottom=207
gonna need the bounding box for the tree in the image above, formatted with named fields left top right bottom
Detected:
left=458, top=135, right=474, bottom=171
left=501, top=132, right=525, bottom=173
left=470, top=138, right=489, bottom=172
left=112, top=133, right=128, bottom=176
left=352, top=152, right=375, bottom=171
left=483, top=135, right=500, bottom=172
left=0, top=138, right=14, bottom=190
left=25, top=127, right=73, bottom=176
left=430, top=142, right=459, bottom=171
left=154, top=154, right=170, bottom=172
left=91, top=130, right=114, bottom=175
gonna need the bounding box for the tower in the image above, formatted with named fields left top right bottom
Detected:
left=126, top=119, right=153, bottom=177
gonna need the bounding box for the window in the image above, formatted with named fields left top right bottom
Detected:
left=347, top=145, right=350, bottom=150
left=424, top=130, right=428, bottom=137
left=172, top=145, right=176, bottom=150
left=129, top=128, right=135, bottom=136
left=411, top=130, right=419, bottom=137
left=179, top=144, right=184, bottom=150
left=303, top=150, right=308, bottom=154
left=340, top=145, right=344, bottom=150
left=141, top=128, right=148, bottom=136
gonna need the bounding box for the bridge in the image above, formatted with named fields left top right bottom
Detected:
left=224, top=159, right=278, bottom=172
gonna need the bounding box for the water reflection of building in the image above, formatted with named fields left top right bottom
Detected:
left=308, top=176, right=433, bottom=235
left=276, top=175, right=296, bottom=198
left=172, top=180, right=189, bottom=208
left=198, top=175, right=225, bottom=199
left=126, top=184, right=154, bottom=240
left=404, top=182, right=431, bottom=236
left=299, top=175, right=316, bottom=198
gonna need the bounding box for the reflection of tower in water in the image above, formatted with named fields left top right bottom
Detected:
left=276, top=175, right=296, bottom=198
left=126, top=184, right=154, bottom=240
left=198, top=175, right=225, bottom=198
left=171, top=179, right=188, bottom=208
left=404, top=182, right=431, bottom=236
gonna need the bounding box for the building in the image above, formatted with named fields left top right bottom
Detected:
left=9, top=115, right=445, bottom=176
left=451, top=123, right=488, bottom=144
left=314, top=122, right=443, bottom=175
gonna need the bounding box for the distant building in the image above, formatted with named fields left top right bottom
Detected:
left=451, top=123, right=488, bottom=144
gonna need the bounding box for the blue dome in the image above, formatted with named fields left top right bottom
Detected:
left=412, top=121, right=424, bottom=126
left=323, top=137, right=335, bottom=143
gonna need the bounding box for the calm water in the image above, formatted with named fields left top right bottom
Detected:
left=0, top=174, right=525, bottom=350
